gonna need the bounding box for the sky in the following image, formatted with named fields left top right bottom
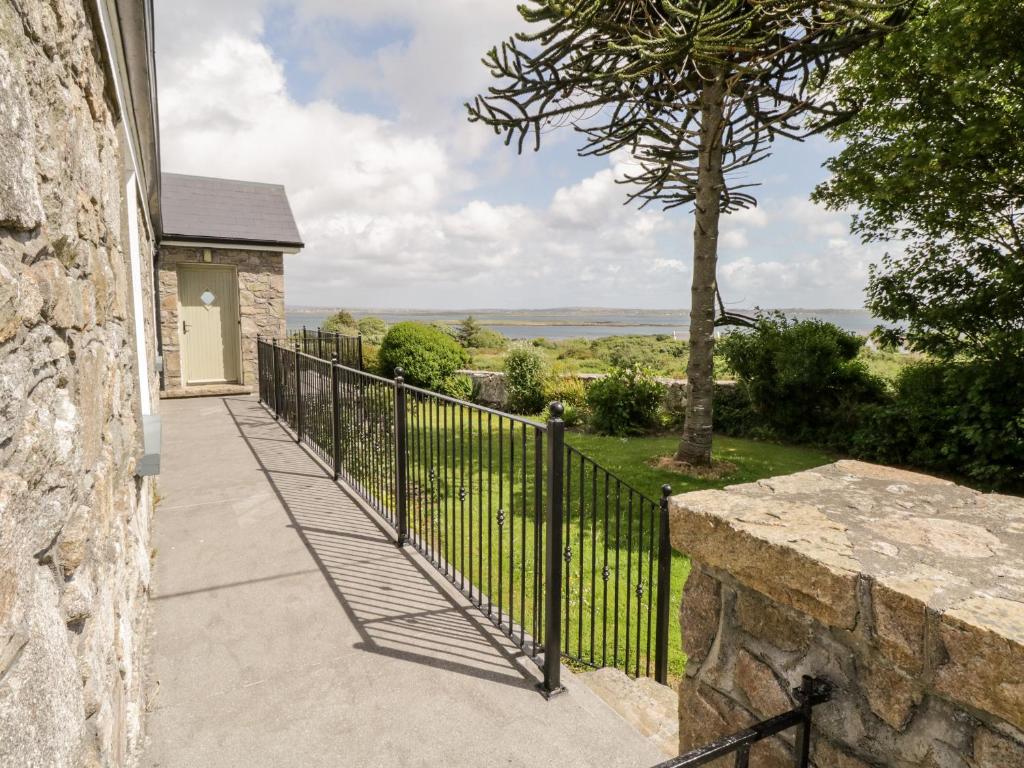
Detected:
left=154, top=1, right=889, bottom=311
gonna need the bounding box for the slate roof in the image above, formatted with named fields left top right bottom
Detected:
left=161, top=173, right=304, bottom=249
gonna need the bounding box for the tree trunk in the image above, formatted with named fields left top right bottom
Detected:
left=676, top=75, right=726, bottom=465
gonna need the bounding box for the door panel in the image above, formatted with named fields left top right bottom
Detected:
left=179, top=265, right=240, bottom=384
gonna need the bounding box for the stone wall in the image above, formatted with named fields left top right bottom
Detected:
left=0, top=1, right=158, bottom=766
left=669, top=460, right=1024, bottom=767
left=459, top=368, right=734, bottom=413
left=158, top=245, right=285, bottom=391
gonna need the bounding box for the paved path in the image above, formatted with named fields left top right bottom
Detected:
left=143, top=396, right=665, bottom=768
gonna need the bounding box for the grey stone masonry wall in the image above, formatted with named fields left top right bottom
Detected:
left=0, top=1, right=158, bottom=766
left=158, top=245, right=285, bottom=391
left=669, top=461, right=1024, bottom=768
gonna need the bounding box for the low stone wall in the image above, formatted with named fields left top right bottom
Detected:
left=458, top=369, right=733, bottom=413
left=158, top=246, right=285, bottom=391
left=669, top=460, right=1024, bottom=767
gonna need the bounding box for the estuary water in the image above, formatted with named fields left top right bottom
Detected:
left=286, top=307, right=879, bottom=340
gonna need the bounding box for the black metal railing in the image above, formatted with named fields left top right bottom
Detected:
left=271, top=327, right=363, bottom=370
left=650, top=677, right=832, bottom=768
left=256, top=336, right=673, bottom=693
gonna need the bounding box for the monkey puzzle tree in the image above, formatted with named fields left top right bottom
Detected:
left=467, top=0, right=916, bottom=464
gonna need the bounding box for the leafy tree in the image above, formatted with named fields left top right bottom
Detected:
left=321, top=310, right=358, bottom=336
left=357, top=316, right=388, bottom=345
left=813, top=0, right=1024, bottom=363
left=456, top=315, right=483, bottom=347
left=469, top=0, right=915, bottom=464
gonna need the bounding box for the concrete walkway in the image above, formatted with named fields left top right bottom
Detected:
left=143, top=396, right=665, bottom=768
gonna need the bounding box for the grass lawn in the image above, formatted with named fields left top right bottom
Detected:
left=564, top=432, right=834, bottom=498
left=563, top=431, right=833, bottom=680
left=304, top=382, right=833, bottom=682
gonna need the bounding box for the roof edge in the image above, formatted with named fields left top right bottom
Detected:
left=161, top=235, right=304, bottom=253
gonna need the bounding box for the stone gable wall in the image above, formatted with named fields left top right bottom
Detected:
left=0, top=1, right=157, bottom=765
left=670, top=461, right=1024, bottom=767
left=158, top=246, right=285, bottom=391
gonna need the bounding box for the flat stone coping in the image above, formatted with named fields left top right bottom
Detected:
left=669, top=460, right=1024, bottom=730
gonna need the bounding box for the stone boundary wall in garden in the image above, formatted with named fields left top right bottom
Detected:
left=458, top=369, right=735, bottom=413
left=669, top=460, right=1024, bottom=767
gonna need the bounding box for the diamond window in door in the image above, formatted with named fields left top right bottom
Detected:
left=200, top=290, right=216, bottom=307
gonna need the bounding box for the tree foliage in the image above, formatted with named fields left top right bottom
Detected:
left=504, top=344, right=548, bottom=414
left=456, top=315, right=483, bottom=347
left=468, top=0, right=915, bottom=464
left=813, top=0, right=1024, bottom=362
left=587, top=365, right=665, bottom=437
left=357, top=316, right=388, bottom=345
left=717, top=314, right=886, bottom=445
left=321, top=310, right=358, bottom=336
left=468, top=1, right=914, bottom=210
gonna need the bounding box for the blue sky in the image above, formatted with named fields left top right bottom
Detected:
left=155, top=1, right=886, bottom=310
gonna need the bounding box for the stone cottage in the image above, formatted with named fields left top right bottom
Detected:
left=158, top=173, right=303, bottom=396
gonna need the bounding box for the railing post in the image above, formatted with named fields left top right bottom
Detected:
left=294, top=341, right=303, bottom=443
left=794, top=676, right=815, bottom=768
left=330, top=354, right=340, bottom=481
left=654, top=484, right=673, bottom=685
left=393, top=367, right=408, bottom=547
left=271, top=339, right=280, bottom=418
left=542, top=401, right=565, bottom=697
left=357, top=334, right=364, bottom=371
left=334, top=332, right=341, bottom=363
left=317, top=328, right=323, bottom=359
left=256, top=333, right=262, bottom=402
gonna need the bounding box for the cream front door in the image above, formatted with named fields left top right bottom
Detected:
left=178, top=265, right=241, bottom=385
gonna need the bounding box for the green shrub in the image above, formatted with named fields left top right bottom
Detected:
left=543, top=375, right=588, bottom=410
left=504, top=344, right=547, bottom=414
left=717, top=314, right=886, bottom=446
left=361, top=344, right=381, bottom=375
left=541, top=401, right=585, bottom=428
left=357, top=316, right=388, bottom=345
left=439, top=374, right=474, bottom=401
left=378, top=322, right=469, bottom=391
left=542, top=376, right=589, bottom=427
left=471, top=328, right=508, bottom=349
left=321, top=310, right=358, bottom=335
left=586, top=365, right=665, bottom=436
left=851, top=358, right=1024, bottom=489
left=456, top=316, right=508, bottom=349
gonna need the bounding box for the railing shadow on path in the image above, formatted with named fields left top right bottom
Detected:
left=221, top=395, right=539, bottom=691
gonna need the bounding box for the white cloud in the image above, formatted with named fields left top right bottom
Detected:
left=155, top=0, right=884, bottom=310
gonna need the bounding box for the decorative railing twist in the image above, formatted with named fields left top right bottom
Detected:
left=256, top=336, right=674, bottom=693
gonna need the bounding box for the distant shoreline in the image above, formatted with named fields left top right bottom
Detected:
left=286, top=306, right=879, bottom=339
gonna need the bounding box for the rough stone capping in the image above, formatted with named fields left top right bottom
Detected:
left=668, top=460, right=1024, bottom=767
